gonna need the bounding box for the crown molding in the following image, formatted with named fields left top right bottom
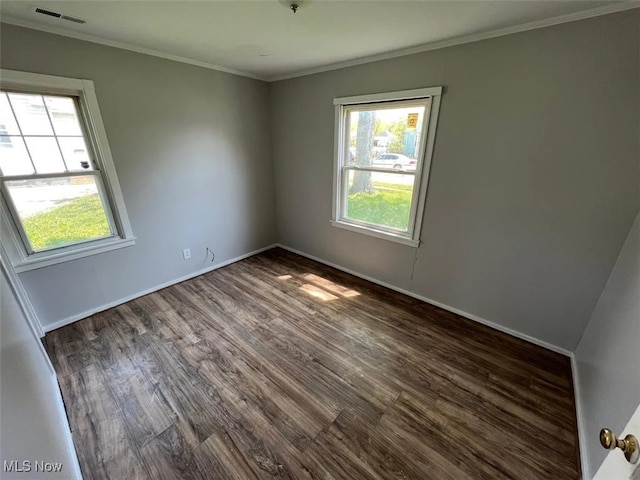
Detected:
left=267, top=2, right=640, bottom=81
left=0, top=16, right=267, bottom=81
left=2, top=2, right=638, bottom=83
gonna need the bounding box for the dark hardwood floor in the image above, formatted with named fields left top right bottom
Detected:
left=44, top=248, right=581, bottom=479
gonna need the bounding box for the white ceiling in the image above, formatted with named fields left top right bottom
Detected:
left=0, top=1, right=635, bottom=81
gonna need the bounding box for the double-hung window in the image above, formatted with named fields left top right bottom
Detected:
left=0, top=69, right=134, bottom=272
left=332, top=87, right=442, bottom=247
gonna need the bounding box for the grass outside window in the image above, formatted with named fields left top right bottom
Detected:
left=346, top=180, right=413, bottom=231
left=22, top=194, right=112, bottom=251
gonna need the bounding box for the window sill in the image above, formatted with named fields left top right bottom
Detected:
left=13, top=237, right=136, bottom=273
left=330, top=220, right=420, bottom=247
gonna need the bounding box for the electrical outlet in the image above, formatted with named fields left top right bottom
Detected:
left=182, top=248, right=191, bottom=260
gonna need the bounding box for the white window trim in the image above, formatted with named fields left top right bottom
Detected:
left=0, top=69, right=135, bottom=272
left=331, top=87, right=442, bottom=247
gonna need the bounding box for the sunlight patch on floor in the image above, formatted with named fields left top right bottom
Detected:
left=299, top=283, right=339, bottom=302
left=303, top=273, right=360, bottom=298
left=275, top=271, right=360, bottom=302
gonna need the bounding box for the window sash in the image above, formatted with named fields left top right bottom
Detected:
left=342, top=166, right=418, bottom=174
left=336, top=97, right=433, bottom=240
left=0, top=171, right=118, bottom=254
left=0, top=88, right=120, bottom=255
left=0, top=92, right=95, bottom=176
left=343, top=98, right=430, bottom=113
left=0, top=69, right=135, bottom=272
left=333, top=86, right=442, bottom=106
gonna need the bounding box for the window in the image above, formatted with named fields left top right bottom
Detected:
left=332, top=87, right=442, bottom=247
left=0, top=70, right=134, bottom=272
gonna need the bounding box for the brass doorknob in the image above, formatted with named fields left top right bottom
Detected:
left=600, top=428, right=639, bottom=464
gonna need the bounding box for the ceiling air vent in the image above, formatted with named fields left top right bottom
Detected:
left=32, top=6, right=86, bottom=24
left=34, top=7, right=61, bottom=18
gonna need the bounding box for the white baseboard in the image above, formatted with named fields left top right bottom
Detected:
left=571, top=353, right=590, bottom=480
left=275, top=243, right=572, bottom=357
left=43, top=241, right=572, bottom=353
left=42, top=244, right=277, bottom=333
left=276, top=243, right=590, bottom=471
left=40, top=240, right=584, bottom=476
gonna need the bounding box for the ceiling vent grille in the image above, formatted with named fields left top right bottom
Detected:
left=34, top=7, right=61, bottom=18
left=32, top=6, right=86, bottom=24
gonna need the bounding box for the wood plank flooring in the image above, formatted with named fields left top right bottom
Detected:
left=44, top=247, right=581, bottom=479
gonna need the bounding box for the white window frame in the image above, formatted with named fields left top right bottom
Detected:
left=331, top=87, right=442, bottom=247
left=0, top=69, right=135, bottom=272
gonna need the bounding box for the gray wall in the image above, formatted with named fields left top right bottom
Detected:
left=0, top=24, right=276, bottom=329
left=269, top=10, right=639, bottom=351
left=1, top=260, right=81, bottom=479
left=1, top=13, right=638, bottom=349
left=575, top=213, right=640, bottom=478
left=1, top=11, right=639, bottom=477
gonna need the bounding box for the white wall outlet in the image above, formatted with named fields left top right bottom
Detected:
left=182, top=248, right=191, bottom=260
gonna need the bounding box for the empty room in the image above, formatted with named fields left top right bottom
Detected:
left=0, top=1, right=638, bottom=479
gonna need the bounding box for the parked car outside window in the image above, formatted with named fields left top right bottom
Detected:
left=373, top=153, right=416, bottom=171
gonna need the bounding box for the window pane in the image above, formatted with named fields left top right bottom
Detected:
left=0, top=136, right=34, bottom=176
left=58, top=137, right=93, bottom=171
left=8, top=93, right=53, bottom=135
left=44, top=96, right=83, bottom=136
left=4, top=175, right=113, bottom=252
left=24, top=137, right=66, bottom=173
left=345, top=170, right=415, bottom=231
left=0, top=93, right=21, bottom=135
left=348, top=105, right=425, bottom=171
